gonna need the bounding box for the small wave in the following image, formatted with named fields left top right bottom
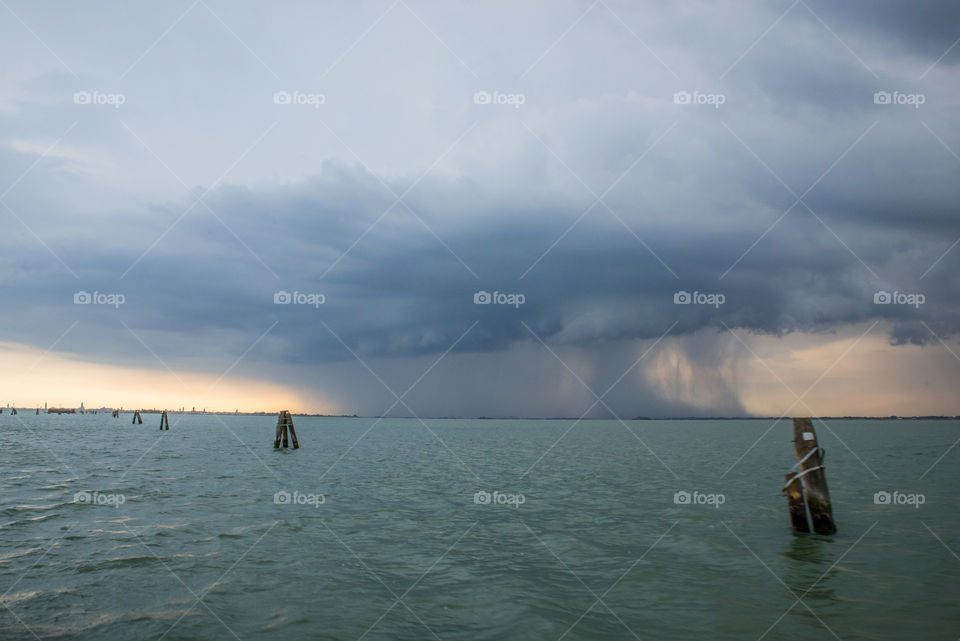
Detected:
left=5, top=513, right=58, bottom=526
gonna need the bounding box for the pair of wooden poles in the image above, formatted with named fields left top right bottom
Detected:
left=273, top=410, right=299, bottom=449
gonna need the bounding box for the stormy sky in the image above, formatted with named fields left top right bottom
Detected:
left=1, top=0, right=959, bottom=417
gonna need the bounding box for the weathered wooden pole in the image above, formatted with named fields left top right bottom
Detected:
left=11, top=408, right=17, bottom=415
left=132, top=410, right=142, bottom=425
left=36, top=408, right=39, bottom=415
left=782, top=418, right=836, bottom=534
left=160, top=411, right=169, bottom=430
left=285, top=411, right=299, bottom=448
left=274, top=415, right=284, bottom=448
left=273, top=410, right=299, bottom=449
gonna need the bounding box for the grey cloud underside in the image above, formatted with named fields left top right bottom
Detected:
left=4, top=148, right=957, bottom=367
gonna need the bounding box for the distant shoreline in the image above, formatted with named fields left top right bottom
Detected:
left=10, top=409, right=959, bottom=421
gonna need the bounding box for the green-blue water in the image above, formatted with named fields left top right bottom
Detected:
left=1, top=415, right=958, bottom=640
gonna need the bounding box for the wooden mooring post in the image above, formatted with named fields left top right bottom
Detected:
left=10, top=408, right=16, bottom=415
left=273, top=410, right=299, bottom=449
left=782, top=418, right=836, bottom=534
left=132, top=410, right=142, bottom=425
left=160, top=411, right=169, bottom=430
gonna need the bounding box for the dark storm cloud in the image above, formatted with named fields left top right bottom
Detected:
left=2, top=0, right=959, bottom=416
left=804, top=0, right=960, bottom=61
